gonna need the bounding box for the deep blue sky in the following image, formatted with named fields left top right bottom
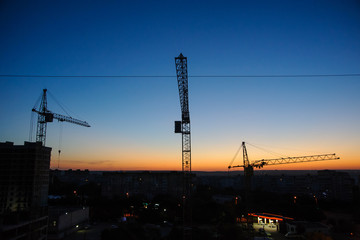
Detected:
left=1, top=1, right=359, bottom=170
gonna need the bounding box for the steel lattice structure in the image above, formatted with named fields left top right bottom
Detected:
left=251, top=153, right=339, bottom=167
left=175, top=53, right=192, bottom=239
left=229, top=142, right=340, bottom=171
left=175, top=53, right=191, bottom=174
left=35, top=89, right=49, bottom=146
left=32, top=89, right=90, bottom=146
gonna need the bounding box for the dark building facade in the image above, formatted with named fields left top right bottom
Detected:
left=195, top=170, right=355, bottom=202
left=251, top=170, right=355, bottom=201
left=101, top=171, right=183, bottom=200
left=317, top=170, right=354, bottom=202
left=0, top=141, right=51, bottom=240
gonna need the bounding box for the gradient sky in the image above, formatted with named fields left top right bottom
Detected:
left=1, top=0, right=359, bottom=171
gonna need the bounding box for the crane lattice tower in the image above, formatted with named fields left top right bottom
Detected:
left=174, top=53, right=192, bottom=239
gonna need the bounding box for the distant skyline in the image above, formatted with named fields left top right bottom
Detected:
left=1, top=1, right=359, bottom=171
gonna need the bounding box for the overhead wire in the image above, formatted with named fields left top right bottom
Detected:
left=0, top=73, right=360, bottom=78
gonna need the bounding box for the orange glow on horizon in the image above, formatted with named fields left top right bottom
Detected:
left=48, top=136, right=360, bottom=171
left=51, top=155, right=360, bottom=171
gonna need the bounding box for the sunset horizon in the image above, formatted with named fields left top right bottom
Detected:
left=1, top=0, right=359, bottom=180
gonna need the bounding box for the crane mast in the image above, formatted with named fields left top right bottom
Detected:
left=35, top=89, right=49, bottom=146
left=174, top=53, right=192, bottom=239
left=32, top=89, right=90, bottom=146
left=175, top=53, right=191, bottom=174
left=242, top=142, right=253, bottom=177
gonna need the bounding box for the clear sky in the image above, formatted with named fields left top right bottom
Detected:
left=1, top=0, right=359, bottom=171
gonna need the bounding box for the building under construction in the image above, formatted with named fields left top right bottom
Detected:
left=0, top=141, right=51, bottom=240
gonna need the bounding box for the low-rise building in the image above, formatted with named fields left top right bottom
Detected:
left=48, top=207, right=89, bottom=240
left=286, top=221, right=330, bottom=235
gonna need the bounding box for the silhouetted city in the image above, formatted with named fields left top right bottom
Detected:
left=1, top=1, right=360, bottom=240
left=1, top=141, right=360, bottom=239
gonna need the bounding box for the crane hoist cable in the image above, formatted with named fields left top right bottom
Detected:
left=57, top=122, right=63, bottom=169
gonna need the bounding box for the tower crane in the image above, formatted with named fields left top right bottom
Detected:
left=228, top=141, right=340, bottom=193
left=228, top=142, right=339, bottom=228
left=174, top=53, right=192, bottom=239
left=32, top=89, right=90, bottom=147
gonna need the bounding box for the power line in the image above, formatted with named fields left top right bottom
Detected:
left=0, top=73, right=360, bottom=78
left=191, top=73, right=360, bottom=78
left=0, top=75, right=174, bottom=78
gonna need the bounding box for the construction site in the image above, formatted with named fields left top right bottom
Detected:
left=2, top=0, right=360, bottom=239
left=1, top=53, right=359, bottom=240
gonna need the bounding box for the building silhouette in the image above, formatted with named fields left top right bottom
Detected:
left=251, top=170, right=354, bottom=202
left=0, top=141, right=51, bottom=240
left=317, top=170, right=354, bottom=201
left=102, top=171, right=183, bottom=200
